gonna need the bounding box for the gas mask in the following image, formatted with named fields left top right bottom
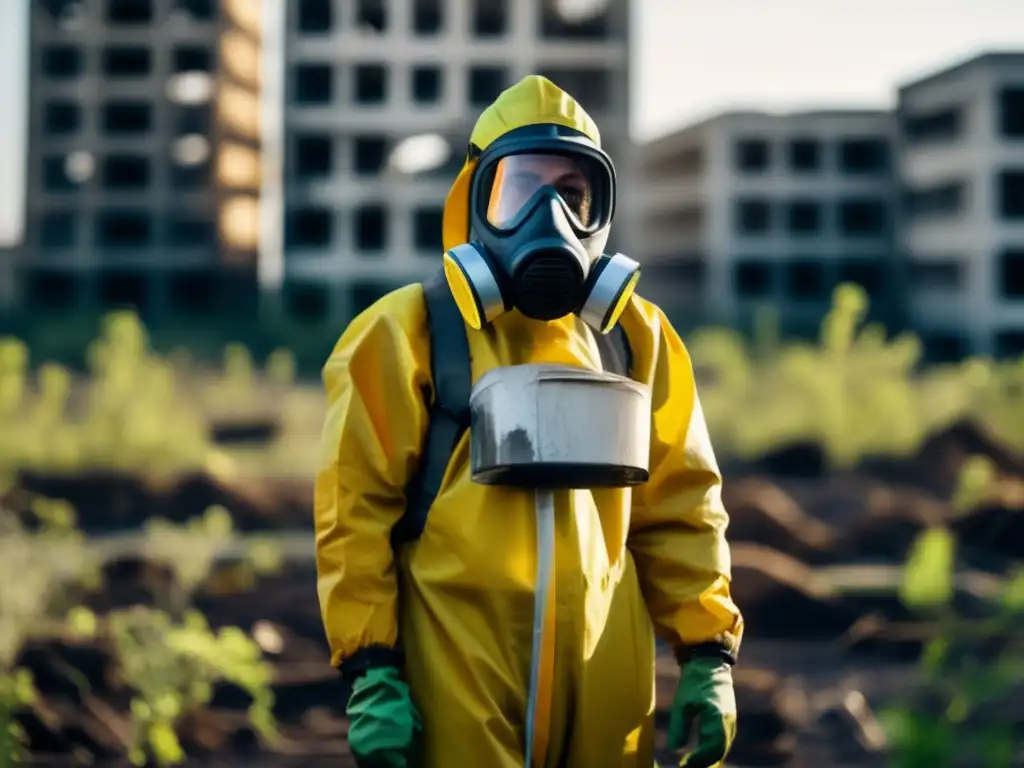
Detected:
left=443, top=125, right=640, bottom=334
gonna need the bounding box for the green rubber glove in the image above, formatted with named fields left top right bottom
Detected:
left=667, top=656, right=737, bottom=768
left=346, top=666, right=422, bottom=768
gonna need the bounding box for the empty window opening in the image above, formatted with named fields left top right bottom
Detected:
left=169, top=270, right=217, bottom=314
left=787, top=201, right=821, bottom=235
left=43, top=101, right=81, bottom=135
left=786, top=260, right=827, bottom=300
left=103, top=102, right=153, bottom=135
left=357, top=0, right=387, bottom=32
left=168, top=214, right=215, bottom=246
left=838, top=138, right=889, bottom=174
left=353, top=136, right=389, bottom=176
left=998, top=248, right=1024, bottom=299
left=99, top=271, right=149, bottom=312
left=468, top=67, right=507, bottom=107
left=472, top=0, right=506, bottom=37
left=292, top=64, right=333, bottom=105
left=788, top=138, right=820, bottom=172
left=285, top=282, right=330, bottom=324
left=411, top=66, right=443, bottom=104
left=355, top=205, right=388, bottom=252
left=39, top=211, right=77, bottom=250
left=286, top=208, right=333, bottom=248
left=734, top=199, right=771, bottom=234
left=26, top=270, right=77, bottom=312
left=414, top=0, right=443, bottom=34
left=96, top=210, right=153, bottom=248
left=296, top=0, right=332, bottom=33
left=733, top=260, right=773, bottom=298
left=838, top=199, right=886, bottom=236
left=174, top=46, right=212, bottom=72
left=294, top=134, right=333, bottom=178
left=102, top=155, right=151, bottom=191
left=412, top=206, right=444, bottom=252
left=997, top=171, right=1024, bottom=220
left=43, top=156, right=78, bottom=193
left=106, top=0, right=153, bottom=25
left=734, top=139, right=770, bottom=172
left=355, top=65, right=388, bottom=104
left=41, top=46, right=82, bottom=79
left=103, top=46, right=152, bottom=77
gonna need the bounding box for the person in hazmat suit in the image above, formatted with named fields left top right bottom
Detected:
left=314, top=75, right=744, bottom=768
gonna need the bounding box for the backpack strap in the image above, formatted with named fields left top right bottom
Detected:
left=393, top=269, right=472, bottom=545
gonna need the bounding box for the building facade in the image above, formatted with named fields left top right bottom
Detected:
left=280, top=0, right=634, bottom=326
left=896, top=52, right=1024, bottom=360
left=17, top=0, right=264, bottom=324
left=638, top=110, right=897, bottom=337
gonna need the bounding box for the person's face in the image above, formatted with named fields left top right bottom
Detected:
left=485, top=153, right=593, bottom=229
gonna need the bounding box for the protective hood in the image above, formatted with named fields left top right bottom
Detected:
left=442, top=75, right=602, bottom=253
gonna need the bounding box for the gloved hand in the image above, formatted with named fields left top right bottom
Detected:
left=346, top=666, right=422, bottom=767
left=667, top=655, right=737, bottom=768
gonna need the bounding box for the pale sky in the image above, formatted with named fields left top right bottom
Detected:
left=1, top=0, right=1023, bottom=245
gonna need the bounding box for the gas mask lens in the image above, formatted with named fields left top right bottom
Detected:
left=485, top=152, right=603, bottom=231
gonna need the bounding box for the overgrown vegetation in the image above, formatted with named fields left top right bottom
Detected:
left=0, top=284, right=1021, bottom=765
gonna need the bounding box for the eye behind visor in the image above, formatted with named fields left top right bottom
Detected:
left=481, top=151, right=610, bottom=233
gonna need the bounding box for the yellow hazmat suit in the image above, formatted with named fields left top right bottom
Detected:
left=314, top=77, right=744, bottom=767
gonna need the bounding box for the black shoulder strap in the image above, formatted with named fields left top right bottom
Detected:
left=393, top=269, right=472, bottom=545
left=593, top=324, right=633, bottom=378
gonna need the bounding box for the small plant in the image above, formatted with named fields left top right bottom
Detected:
left=104, top=606, right=276, bottom=767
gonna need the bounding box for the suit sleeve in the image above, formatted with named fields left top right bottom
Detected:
left=628, top=310, right=744, bottom=657
left=313, top=287, right=431, bottom=669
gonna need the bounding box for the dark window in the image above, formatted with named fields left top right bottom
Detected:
left=995, top=331, right=1024, bottom=359
left=169, top=270, right=217, bottom=314
left=41, top=46, right=82, bottom=79
left=40, top=1, right=82, bottom=25
left=284, top=282, right=330, bottom=324
left=168, top=214, right=215, bottom=246
left=107, top=0, right=153, bottom=24
left=997, top=171, right=1024, bottom=220
left=353, top=136, right=389, bottom=176
left=102, top=46, right=152, bottom=77
left=921, top=333, right=967, bottom=364
left=838, top=199, right=886, bottom=236
left=733, top=259, right=773, bottom=298
left=998, top=248, right=1024, bottom=299
left=39, top=211, right=77, bottom=250
left=909, top=259, right=963, bottom=290
left=99, top=271, right=148, bottom=312
left=43, top=156, right=77, bottom=193
left=472, top=0, right=506, bottom=37
left=170, top=161, right=210, bottom=190
left=788, top=138, right=820, bottom=172
left=999, top=87, right=1024, bottom=139
left=838, top=258, right=886, bottom=298
left=838, top=138, right=889, bottom=174
left=173, top=46, right=212, bottom=72
left=354, top=65, right=388, bottom=104
left=351, top=281, right=393, bottom=315
left=286, top=207, right=333, bottom=248
left=176, top=105, right=211, bottom=134
left=175, top=0, right=215, bottom=20
left=414, top=0, right=443, bottom=34
left=356, top=0, right=386, bottom=32
left=411, top=66, right=443, bottom=104
left=102, top=101, right=153, bottom=135
left=468, top=67, right=507, bottom=107
left=43, top=101, right=81, bottom=135
left=787, top=200, right=821, bottom=235
left=902, top=107, right=962, bottom=143
left=25, top=270, right=77, bottom=312
left=96, top=210, right=153, bottom=248
left=293, top=134, right=333, bottom=178
left=785, top=260, right=827, bottom=300
left=538, top=67, right=611, bottom=111
left=101, top=155, right=150, bottom=190
left=734, top=199, right=771, bottom=234
left=292, top=64, right=333, bottom=105
left=905, top=182, right=966, bottom=218
left=296, top=0, right=332, bottom=33
left=540, top=0, right=614, bottom=39
left=734, top=139, right=770, bottom=172
left=355, top=204, right=388, bottom=252
left=412, top=206, right=444, bottom=252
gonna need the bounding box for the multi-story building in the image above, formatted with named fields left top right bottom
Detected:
left=638, top=110, right=898, bottom=336
left=896, top=51, right=1024, bottom=360
left=279, top=0, right=634, bottom=326
left=17, top=0, right=264, bottom=324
